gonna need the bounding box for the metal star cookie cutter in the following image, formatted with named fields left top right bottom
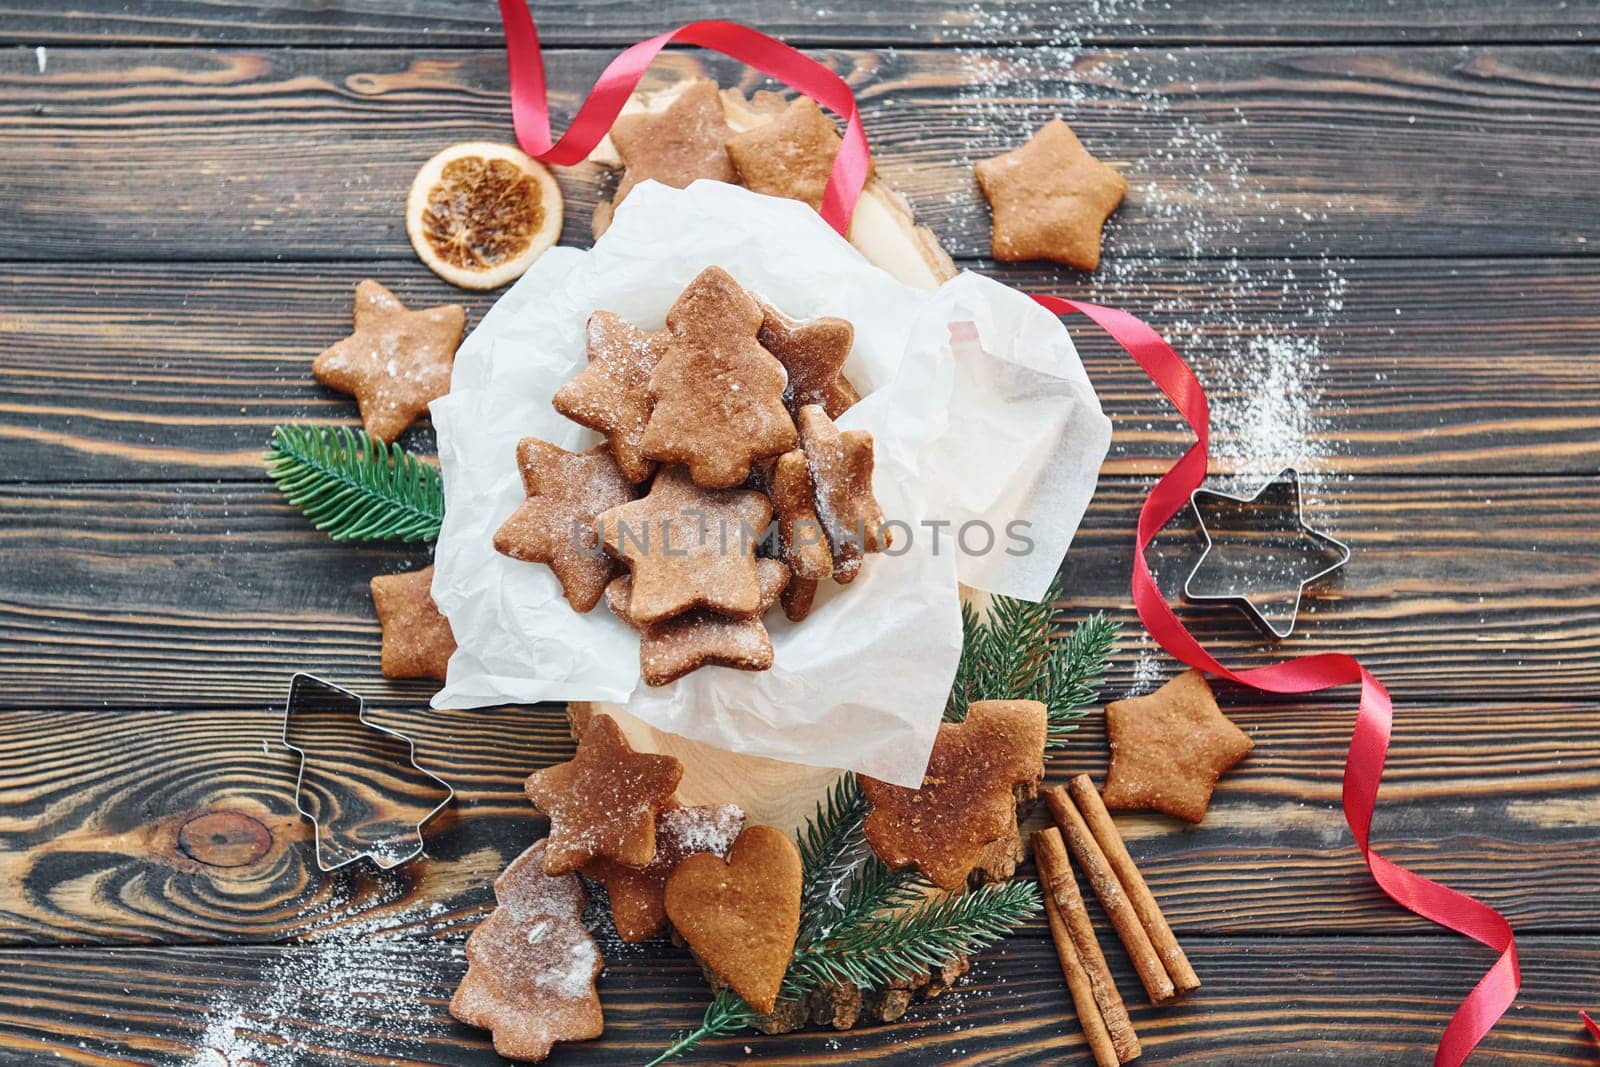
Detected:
left=1183, top=468, right=1351, bottom=640
left=281, top=673, right=455, bottom=872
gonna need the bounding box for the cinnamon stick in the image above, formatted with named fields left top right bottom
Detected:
left=1069, top=774, right=1201, bottom=997
left=1037, top=859, right=1119, bottom=1067
left=1032, top=828, right=1141, bottom=1064
left=1044, top=785, right=1177, bottom=1005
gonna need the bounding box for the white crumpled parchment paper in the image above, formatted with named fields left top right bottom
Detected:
left=430, top=180, right=1111, bottom=786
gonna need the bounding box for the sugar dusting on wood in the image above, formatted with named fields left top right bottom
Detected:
left=185, top=880, right=468, bottom=1066
left=949, top=0, right=1349, bottom=502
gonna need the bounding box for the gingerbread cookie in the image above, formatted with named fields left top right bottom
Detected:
left=640, top=267, right=797, bottom=488
left=604, top=78, right=736, bottom=231
left=524, top=713, right=684, bottom=874
left=797, top=405, right=885, bottom=584
left=493, top=438, right=638, bottom=613
left=757, top=301, right=859, bottom=419
left=780, top=577, right=819, bottom=623
left=583, top=803, right=746, bottom=942
left=726, top=95, right=862, bottom=213
left=311, top=279, right=465, bottom=443
left=664, top=824, right=803, bottom=1015
left=597, top=465, right=773, bottom=626
left=605, top=559, right=788, bottom=686
left=552, top=311, right=671, bottom=483
left=1101, top=669, right=1251, bottom=824
left=860, top=700, right=1047, bottom=891
left=450, top=841, right=603, bottom=1062
left=369, top=564, right=456, bottom=681
left=974, top=119, right=1127, bottom=272
left=769, top=450, right=833, bottom=582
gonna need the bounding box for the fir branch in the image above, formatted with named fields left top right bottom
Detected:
left=797, top=773, right=868, bottom=885
left=646, top=989, right=756, bottom=1067
left=946, top=577, right=1118, bottom=747
left=264, top=423, right=443, bottom=542
left=789, top=879, right=1042, bottom=991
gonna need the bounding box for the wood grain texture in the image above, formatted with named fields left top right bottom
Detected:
left=5, top=257, right=1600, bottom=481
left=2, top=698, right=1591, bottom=946
left=4, top=0, right=1598, bottom=47
left=2, top=476, right=1598, bottom=709
left=3, top=46, right=1598, bottom=261
left=0, top=935, right=1595, bottom=1065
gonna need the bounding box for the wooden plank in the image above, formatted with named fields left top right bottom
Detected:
left=0, top=935, right=1591, bottom=1064
left=5, top=257, right=1600, bottom=481
left=3, top=46, right=1599, bottom=261
left=0, top=699, right=1591, bottom=945
left=4, top=0, right=1597, bottom=47
left=2, top=476, right=1597, bottom=709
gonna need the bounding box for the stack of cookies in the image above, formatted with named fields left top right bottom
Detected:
left=494, top=265, right=887, bottom=686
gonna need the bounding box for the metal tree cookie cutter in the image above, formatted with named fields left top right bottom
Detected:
left=1183, top=467, right=1351, bottom=640
left=281, top=673, right=455, bottom=872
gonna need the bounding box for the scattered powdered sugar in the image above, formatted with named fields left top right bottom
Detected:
left=1128, top=643, right=1166, bottom=695
left=946, top=2, right=1350, bottom=501
left=184, top=893, right=465, bottom=1067
left=660, top=802, right=744, bottom=856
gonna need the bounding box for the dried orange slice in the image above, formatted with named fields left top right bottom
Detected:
left=406, top=142, right=563, bottom=290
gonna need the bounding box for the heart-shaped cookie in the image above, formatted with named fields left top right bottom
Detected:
left=663, top=824, right=802, bottom=1014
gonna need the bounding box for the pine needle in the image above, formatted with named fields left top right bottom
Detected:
left=790, top=879, right=1041, bottom=991
left=263, top=423, right=443, bottom=542
left=945, top=575, right=1119, bottom=747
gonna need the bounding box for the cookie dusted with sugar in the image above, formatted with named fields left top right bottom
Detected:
left=597, top=465, right=773, bottom=626
left=861, top=700, right=1048, bottom=891
left=524, top=712, right=684, bottom=874
left=640, top=267, right=797, bottom=489
left=450, top=840, right=604, bottom=1062
left=553, top=311, right=671, bottom=484
left=493, top=439, right=638, bottom=613
left=311, top=279, right=465, bottom=443
left=797, top=404, right=885, bottom=584
left=604, top=559, right=789, bottom=686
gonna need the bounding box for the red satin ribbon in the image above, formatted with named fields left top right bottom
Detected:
left=495, top=0, right=870, bottom=234
left=1585, top=1011, right=1599, bottom=1045
left=493, top=5, right=1520, bottom=1062
left=1034, top=295, right=1521, bottom=1066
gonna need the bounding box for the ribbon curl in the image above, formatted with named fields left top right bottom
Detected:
left=493, top=4, right=1521, bottom=1061
left=496, top=0, right=869, bottom=234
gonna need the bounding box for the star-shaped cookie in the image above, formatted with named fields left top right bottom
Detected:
left=598, top=465, right=774, bottom=626
left=768, top=449, right=832, bottom=582
left=860, top=699, right=1047, bottom=891
left=312, top=279, right=466, bottom=443
left=582, top=803, right=745, bottom=942
left=796, top=405, right=884, bottom=584
left=608, top=78, right=736, bottom=218
left=604, top=559, right=789, bottom=686
left=450, top=840, right=604, bottom=1062
left=525, top=713, right=683, bottom=875
left=640, top=267, right=797, bottom=488
left=974, top=119, right=1127, bottom=271
left=370, top=564, right=456, bottom=681
left=552, top=311, right=670, bottom=483
left=1101, top=669, right=1252, bottom=823
left=492, top=438, right=638, bottom=613
left=726, top=95, right=866, bottom=213
left=757, top=301, right=859, bottom=419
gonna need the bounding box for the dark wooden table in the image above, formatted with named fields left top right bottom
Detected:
left=3, top=1, right=1598, bottom=1064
